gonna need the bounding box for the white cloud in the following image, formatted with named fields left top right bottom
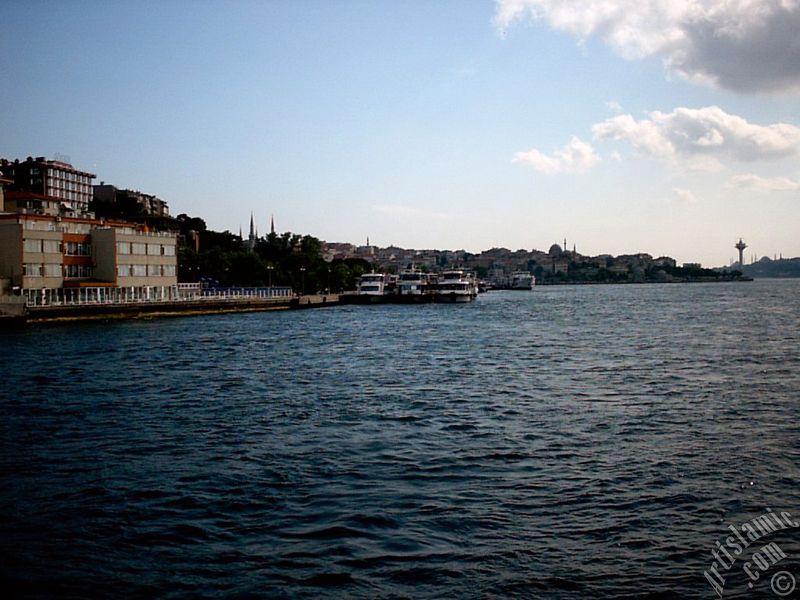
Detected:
left=672, top=187, right=699, bottom=203
left=513, top=136, right=600, bottom=174
left=592, top=105, right=800, bottom=170
left=606, top=100, right=623, bottom=113
left=494, top=0, right=800, bottom=94
left=729, top=173, right=800, bottom=191
left=610, top=151, right=622, bottom=162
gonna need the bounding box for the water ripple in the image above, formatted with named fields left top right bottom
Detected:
left=1, top=280, right=799, bottom=598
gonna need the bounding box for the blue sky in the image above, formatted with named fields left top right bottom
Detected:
left=2, top=0, right=799, bottom=265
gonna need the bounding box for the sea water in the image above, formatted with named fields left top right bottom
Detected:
left=1, top=280, right=799, bottom=598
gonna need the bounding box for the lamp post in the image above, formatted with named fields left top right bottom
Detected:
left=267, top=265, right=274, bottom=294
left=300, top=267, right=306, bottom=296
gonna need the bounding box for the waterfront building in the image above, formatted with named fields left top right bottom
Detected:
left=607, top=263, right=629, bottom=275
left=0, top=157, right=95, bottom=215
left=652, top=256, right=677, bottom=268
left=0, top=213, right=177, bottom=290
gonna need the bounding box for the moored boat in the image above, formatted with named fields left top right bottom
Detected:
left=356, top=273, right=388, bottom=302
left=433, top=270, right=478, bottom=303
left=396, top=268, right=430, bottom=302
left=510, top=271, right=535, bottom=290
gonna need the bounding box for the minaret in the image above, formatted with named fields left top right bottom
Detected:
left=735, top=238, right=747, bottom=266
left=248, top=212, right=256, bottom=252
left=270, top=214, right=275, bottom=235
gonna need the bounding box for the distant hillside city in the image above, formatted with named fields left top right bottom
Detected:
left=0, top=155, right=789, bottom=295
left=321, top=239, right=740, bottom=286
left=736, top=256, right=800, bottom=278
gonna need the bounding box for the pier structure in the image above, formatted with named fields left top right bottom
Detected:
left=1, top=283, right=338, bottom=323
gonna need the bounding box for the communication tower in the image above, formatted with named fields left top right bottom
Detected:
left=734, top=239, right=747, bottom=266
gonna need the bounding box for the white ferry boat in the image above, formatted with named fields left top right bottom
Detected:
left=396, top=268, right=429, bottom=301
left=356, top=273, right=387, bottom=296
left=510, top=271, right=535, bottom=290
left=434, top=270, right=478, bottom=303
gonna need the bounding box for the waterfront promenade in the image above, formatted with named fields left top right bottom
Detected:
left=0, top=284, right=339, bottom=324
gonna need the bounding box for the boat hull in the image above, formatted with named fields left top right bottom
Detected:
left=350, top=294, right=388, bottom=304
left=433, top=292, right=475, bottom=303
left=394, top=293, right=430, bottom=304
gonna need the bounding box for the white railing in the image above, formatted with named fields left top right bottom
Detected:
left=200, top=287, right=293, bottom=299
left=22, top=285, right=294, bottom=307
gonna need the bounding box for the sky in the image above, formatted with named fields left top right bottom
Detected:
left=2, top=0, right=799, bottom=266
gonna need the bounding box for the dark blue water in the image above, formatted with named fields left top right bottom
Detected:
left=2, top=280, right=799, bottom=599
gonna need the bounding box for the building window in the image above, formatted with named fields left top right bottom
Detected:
left=24, top=263, right=42, bottom=276
left=147, top=244, right=160, bottom=255
left=162, top=265, right=176, bottom=277
left=117, top=242, right=130, bottom=255
left=117, top=265, right=131, bottom=277
left=65, top=242, right=91, bottom=256
left=42, top=240, right=61, bottom=253
left=147, top=264, right=161, bottom=276
left=65, top=264, right=92, bottom=278
left=131, top=243, right=146, bottom=255
left=24, top=239, right=43, bottom=253
left=131, top=264, right=146, bottom=277
left=162, top=245, right=176, bottom=256
left=43, top=264, right=62, bottom=277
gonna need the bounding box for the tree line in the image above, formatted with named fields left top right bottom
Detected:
left=173, top=214, right=371, bottom=292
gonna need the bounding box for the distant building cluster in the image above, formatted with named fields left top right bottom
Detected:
left=320, top=238, right=681, bottom=284
left=93, top=183, right=170, bottom=218
left=0, top=156, right=177, bottom=293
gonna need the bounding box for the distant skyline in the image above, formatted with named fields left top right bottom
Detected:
left=2, top=1, right=799, bottom=266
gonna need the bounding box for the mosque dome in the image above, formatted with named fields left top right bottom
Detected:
left=548, top=243, right=563, bottom=256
